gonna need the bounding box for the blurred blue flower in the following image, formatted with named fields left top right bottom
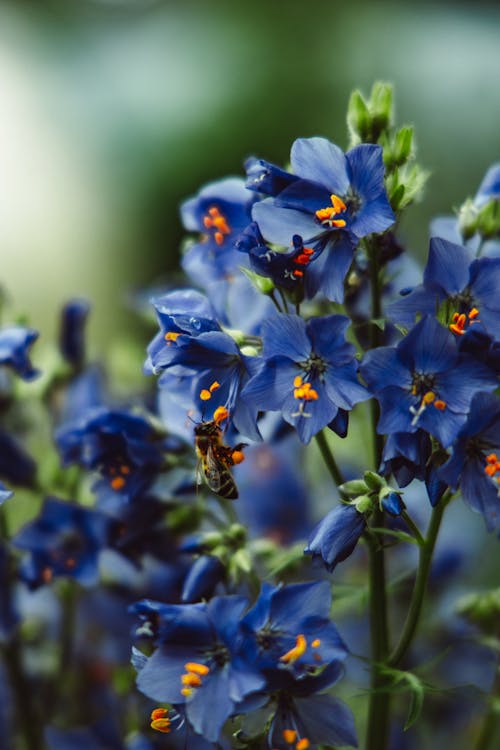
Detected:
left=304, top=503, right=366, bottom=572
left=0, top=326, right=40, bottom=381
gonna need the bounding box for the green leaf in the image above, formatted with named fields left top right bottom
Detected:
left=369, top=527, right=419, bottom=546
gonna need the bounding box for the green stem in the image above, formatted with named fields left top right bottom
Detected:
left=474, top=663, right=500, bottom=750
left=388, top=493, right=451, bottom=667
left=365, top=237, right=391, bottom=750
left=315, top=430, right=344, bottom=486
left=401, top=510, right=425, bottom=547
left=365, top=510, right=391, bottom=750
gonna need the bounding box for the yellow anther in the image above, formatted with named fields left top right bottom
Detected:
left=200, top=389, right=212, bottom=401
left=151, top=708, right=168, bottom=721
left=485, top=464, right=497, bottom=477
left=151, top=717, right=171, bottom=733
left=311, top=638, right=321, bottom=648
left=165, top=331, right=181, bottom=343
left=469, top=307, right=479, bottom=319
left=486, top=453, right=498, bottom=464
left=111, top=476, right=126, bottom=491
left=280, top=634, right=307, bottom=664
left=181, top=687, right=193, bottom=697
left=294, top=375, right=303, bottom=388
left=209, top=381, right=220, bottom=392
left=422, top=391, right=435, bottom=405
left=181, top=673, right=202, bottom=687
left=184, top=662, right=210, bottom=676
left=283, top=729, right=297, bottom=744
left=296, top=739, right=310, bottom=750
left=213, top=406, right=230, bottom=425
left=315, top=194, right=347, bottom=227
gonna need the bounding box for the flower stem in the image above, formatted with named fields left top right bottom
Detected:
left=365, top=236, right=391, bottom=750
left=388, top=492, right=451, bottom=667
left=315, top=430, right=344, bottom=486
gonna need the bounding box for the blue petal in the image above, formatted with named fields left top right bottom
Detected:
left=187, top=666, right=234, bottom=742
left=261, top=314, right=311, bottom=361
left=423, top=237, right=472, bottom=295
left=360, top=347, right=411, bottom=392
left=252, top=200, right=319, bottom=246
left=290, top=137, right=349, bottom=194
left=305, top=235, right=356, bottom=303
left=397, top=317, right=457, bottom=374
left=296, top=693, right=358, bottom=748
left=386, top=285, right=438, bottom=328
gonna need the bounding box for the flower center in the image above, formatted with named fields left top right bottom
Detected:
left=315, top=194, right=347, bottom=228
left=203, top=206, right=231, bottom=246
left=409, top=375, right=447, bottom=426
left=291, top=376, right=319, bottom=418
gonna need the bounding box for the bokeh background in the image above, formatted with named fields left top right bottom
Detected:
left=1, top=0, right=500, bottom=349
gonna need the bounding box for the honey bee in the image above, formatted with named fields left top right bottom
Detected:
left=194, top=407, right=245, bottom=500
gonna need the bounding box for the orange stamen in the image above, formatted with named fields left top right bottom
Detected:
left=181, top=673, right=202, bottom=687
left=280, top=634, right=307, bottom=664
left=180, top=687, right=192, bottom=697
left=231, top=450, right=245, bottom=465
left=283, top=729, right=297, bottom=744
left=422, top=391, right=435, bottom=405
left=164, top=331, right=181, bottom=343
left=296, top=739, right=310, bottom=750
left=111, top=476, right=126, bottom=491
left=213, top=406, right=230, bottom=425
left=315, top=194, right=347, bottom=227
left=469, top=307, right=479, bottom=319
left=185, top=662, right=210, bottom=676
left=151, top=708, right=168, bottom=721
left=434, top=400, right=446, bottom=410
left=203, top=206, right=231, bottom=244
left=151, top=717, right=171, bottom=733
left=486, top=453, right=498, bottom=464
left=311, top=638, right=321, bottom=648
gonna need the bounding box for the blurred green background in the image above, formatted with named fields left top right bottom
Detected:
left=1, top=0, right=500, bottom=349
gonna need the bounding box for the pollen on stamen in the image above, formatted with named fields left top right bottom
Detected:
left=111, top=476, right=126, bottom=491
left=280, top=634, right=307, bottom=664
left=164, top=331, right=181, bottom=344
left=151, top=717, right=171, bottom=733
left=185, top=662, right=210, bottom=676
left=181, top=673, right=202, bottom=687
left=213, top=406, right=230, bottom=425
left=296, top=738, right=310, bottom=750
left=315, top=194, right=347, bottom=227
left=283, top=729, right=297, bottom=744
left=434, top=400, right=446, bottom=410
left=311, top=638, right=321, bottom=648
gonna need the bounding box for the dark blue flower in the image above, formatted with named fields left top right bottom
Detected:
left=249, top=138, right=395, bottom=302
left=181, top=555, right=225, bottom=603
left=304, top=504, right=366, bottom=572
left=379, top=430, right=447, bottom=506
left=132, top=596, right=265, bottom=742
left=439, top=392, right=500, bottom=531
left=180, top=178, right=254, bottom=288
left=241, top=581, right=348, bottom=684
left=55, top=408, right=166, bottom=504
left=144, top=289, right=220, bottom=377
left=360, top=316, right=498, bottom=448
left=387, top=237, right=500, bottom=339
left=0, top=326, right=39, bottom=381
left=236, top=223, right=320, bottom=292
left=13, top=497, right=110, bottom=588
left=241, top=314, right=368, bottom=443
left=59, top=298, right=90, bottom=369
left=0, top=430, right=37, bottom=488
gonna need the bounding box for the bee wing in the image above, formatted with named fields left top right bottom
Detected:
left=204, top=442, right=224, bottom=493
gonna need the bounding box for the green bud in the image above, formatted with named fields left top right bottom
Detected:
left=457, top=197, right=479, bottom=241
left=338, top=479, right=369, bottom=497
left=394, top=126, right=414, bottom=164
left=364, top=470, right=386, bottom=491
left=240, top=266, right=275, bottom=295
left=353, top=494, right=374, bottom=514
left=392, top=164, right=430, bottom=209
left=226, top=523, right=247, bottom=545
left=367, top=82, right=393, bottom=141
left=347, top=90, right=370, bottom=143
left=232, top=548, right=252, bottom=575
left=457, top=588, right=500, bottom=634
left=476, top=199, right=500, bottom=239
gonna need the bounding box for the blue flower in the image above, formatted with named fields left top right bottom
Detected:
left=439, top=392, right=500, bottom=531
left=379, top=430, right=447, bottom=506
left=268, top=668, right=358, bottom=750
left=0, top=326, right=40, bottom=381
left=241, top=314, right=368, bottom=443
left=144, top=289, right=220, bottom=377
left=304, top=504, right=366, bottom=572
left=58, top=298, right=90, bottom=369
left=387, top=237, right=500, bottom=339
left=180, top=178, right=254, bottom=288
left=241, top=581, right=348, bottom=684
left=360, top=316, right=498, bottom=447
left=249, top=138, right=395, bottom=302
left=13, top=497, right=110, bottom=588
left=236, top=223, right=320, bottom=292
left=132, top=596, right=265, bottom=742
left=0, top=430, right=37, bottom=488
left=55, top=408, right=166, bottom=504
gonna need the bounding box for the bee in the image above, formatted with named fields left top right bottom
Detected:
left=194, top=407, right=245, bottom=500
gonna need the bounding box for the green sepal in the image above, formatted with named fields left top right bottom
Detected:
left=338, top=479, right=369, bottom=497
left=240, top=266, right=275, bottom=295
left=364, top=470, right=386, bottom=491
